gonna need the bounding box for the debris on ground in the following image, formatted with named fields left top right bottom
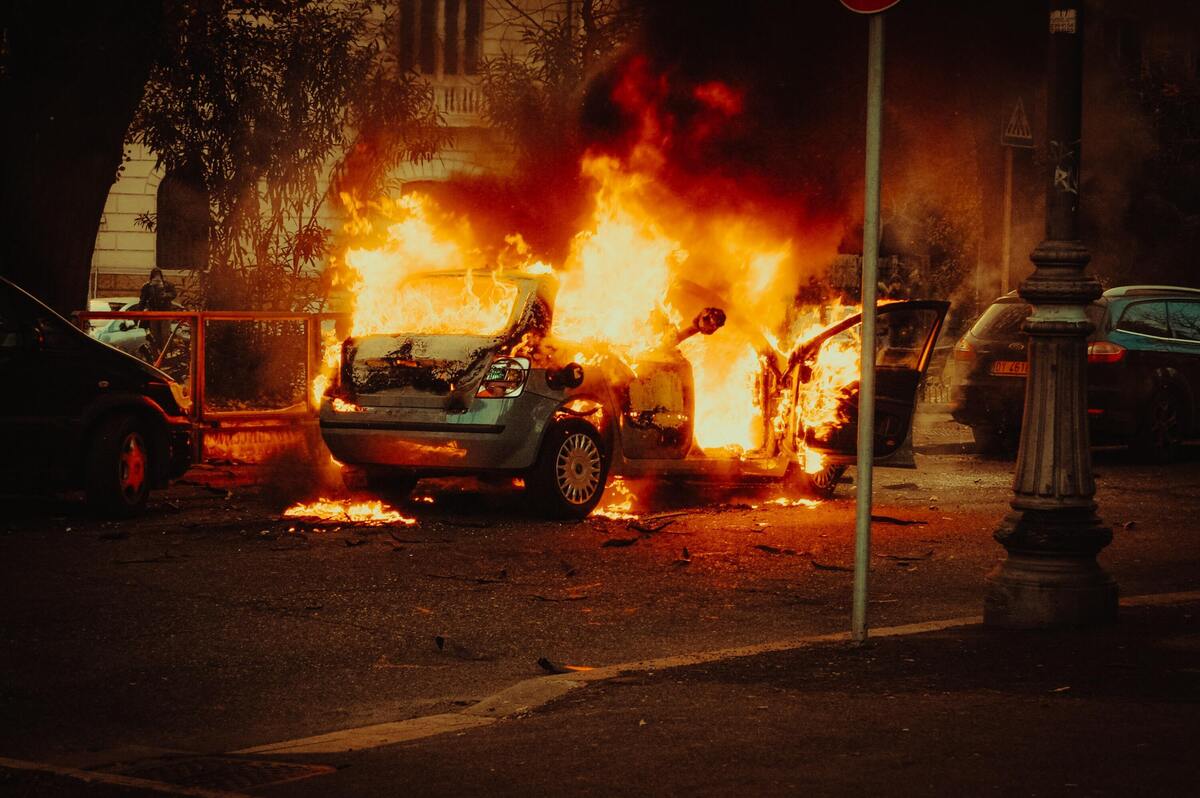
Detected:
left=754, top=544, right=800, bottom=556
left=641, top=510, right=692, bottom=523
left=629, top=519, right=675, bottom=535
left=877, top=549, right=935, bottom=561
left=601, top=537, right=639, bottom=548
left=435, top=636, right=492, bottom=661
left=536, top=657, right=593, bottom=674
left=811, top=560, right=853, bottom=572
left=537, top=656, right=570, bottom=674
left=871, top=514, right=929, bottom=526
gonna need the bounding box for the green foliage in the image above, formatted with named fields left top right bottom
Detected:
left=129, top=0, right=450, bottom=310
left=480, top=0, right=641, bottom=167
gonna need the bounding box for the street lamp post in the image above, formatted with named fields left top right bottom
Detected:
left=984, top=0, right=1117, bottom=628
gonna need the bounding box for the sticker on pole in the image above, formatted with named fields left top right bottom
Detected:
left=839, top=0, right=902, bottom=13
left=1002, top=98, right=1034, bottom=149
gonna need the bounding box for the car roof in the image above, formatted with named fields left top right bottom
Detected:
left=1102, top=285, right=1200, bottom=299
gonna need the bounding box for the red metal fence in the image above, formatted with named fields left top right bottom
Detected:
left=76, top=309, right=349, bottom=462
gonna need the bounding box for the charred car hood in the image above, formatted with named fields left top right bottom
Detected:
left=343, top=333, right=504, bottom=408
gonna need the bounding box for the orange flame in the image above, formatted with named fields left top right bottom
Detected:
left=283, top=498, right=417, bottom=525
left=311, top=66, right=863, bottom=494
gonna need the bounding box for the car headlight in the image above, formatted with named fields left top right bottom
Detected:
left=477, top=356, right=530, bottom=398
left=168, top=380, right=191, bottom=412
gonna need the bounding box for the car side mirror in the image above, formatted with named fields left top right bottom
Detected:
left=675, top=307, right=727, bottom=344
left=547, top=362, right=585, bottom=390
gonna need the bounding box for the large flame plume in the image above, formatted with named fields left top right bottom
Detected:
left=310, top=61, right=865, bottom=495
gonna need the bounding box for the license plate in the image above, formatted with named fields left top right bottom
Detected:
left=990, top=360, right=1029, bottom=377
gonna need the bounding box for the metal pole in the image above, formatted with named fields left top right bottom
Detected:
left=852, top=12, right=884, bottom=643
left=984, top=0, right=1115, bottom=628
left=1001, top=146, right=1013, bottom=295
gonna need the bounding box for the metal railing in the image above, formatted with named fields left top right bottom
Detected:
left=77, top=309, right=350, bottom=462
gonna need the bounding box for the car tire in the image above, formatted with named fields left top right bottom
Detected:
left=806, top=462, right=846, bottom=498
left=527, top=420, right=610, bottom=519
left=85, top=413, right=152, bottom=517
left=363, top=468, right=418, bottom=504
left=1134, top=388, right=1184, bottom=463
left=786, top=461, right=846, bottom=499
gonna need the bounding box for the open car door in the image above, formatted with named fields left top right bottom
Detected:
left=798, top=300, right=949, bottom=464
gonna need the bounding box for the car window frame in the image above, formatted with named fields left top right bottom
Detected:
left=1167, top=300, right=1200, bottom=344
left=1114, top=299, right=1172, bottom=340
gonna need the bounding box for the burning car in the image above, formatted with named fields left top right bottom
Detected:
left=318, top=269, right=947, bottom=518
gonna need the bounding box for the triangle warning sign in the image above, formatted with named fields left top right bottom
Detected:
left=1003, top=98, right=1033, bottom=147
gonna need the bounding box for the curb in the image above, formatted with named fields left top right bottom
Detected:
left=232, top=588, right=1200, bottom=755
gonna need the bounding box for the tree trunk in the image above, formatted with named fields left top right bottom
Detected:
left=0, top=1, right=162, bottom=316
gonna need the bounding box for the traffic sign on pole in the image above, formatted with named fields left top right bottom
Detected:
left=839, top=0, right=901, bottom=12
left=1002, top=97, right=1034, bottom=149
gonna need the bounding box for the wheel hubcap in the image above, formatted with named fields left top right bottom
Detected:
left=811, top=465, right=837, bottom=489
left=556, top=433, right=601, bottom=505
left=119, top=432, right=147, bottom=502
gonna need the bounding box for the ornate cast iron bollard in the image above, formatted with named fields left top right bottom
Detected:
left=984, top=1, right=1118, bottom=628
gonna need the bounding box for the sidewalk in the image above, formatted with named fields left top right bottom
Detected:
left=267, top=597, right=1200, bottom=797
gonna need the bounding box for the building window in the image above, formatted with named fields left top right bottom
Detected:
left=464, top=0, right=482, bottom=75
left=156, top=168, right=209, bottom=272
left=399, top=0, right=484, bottom=76
left=444, top=0, right=460, bottom=75
left=419, top=0, right=437, bottom=74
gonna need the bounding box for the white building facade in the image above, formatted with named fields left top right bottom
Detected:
left=91, top=0, right=535, bottom=299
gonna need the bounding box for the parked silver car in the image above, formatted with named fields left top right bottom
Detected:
left=319, top=271, right=947, bottom=518
left=94, top=300, right=187, bottom=361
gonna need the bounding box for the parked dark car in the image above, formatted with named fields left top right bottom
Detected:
left=949, top=285, right=1200, bottom=460
left=0, top=277, right=193, bottom=514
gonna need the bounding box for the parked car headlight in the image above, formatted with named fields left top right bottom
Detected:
left=168, top=380, right=191, bottom=412
left=477, top=356, right=529, bottom=398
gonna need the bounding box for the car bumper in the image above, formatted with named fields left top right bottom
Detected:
left=950, top=378, right=1026, bottom=429
left=320, top=393, right=560, bottom=472
left=158, top=414, right=193, bottom=483
left=952, top=372, right=1137, bottom=442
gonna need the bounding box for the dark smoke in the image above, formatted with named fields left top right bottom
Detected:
left=438, top=1, right=1200, bottom=299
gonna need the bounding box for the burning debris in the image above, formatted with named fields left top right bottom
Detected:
left=282, top=498, right=416, bottom=526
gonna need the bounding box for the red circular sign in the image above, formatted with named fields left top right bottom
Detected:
left=839, top=0, right=901, bottom=13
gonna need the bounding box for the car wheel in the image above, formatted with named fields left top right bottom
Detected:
left=528, top=420, right=609, bottom=519
left=806, top=462, right=846, bottom=498
left=786, top=461, right=846, bottom=499
left=1134, top=389, right=1184, bottom=463
left=86, top=413, right=151, bottom=517
left=363, top=468, right=418, bottom=504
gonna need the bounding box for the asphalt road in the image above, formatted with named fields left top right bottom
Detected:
left=1, top=407, right=1197, bottom=795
